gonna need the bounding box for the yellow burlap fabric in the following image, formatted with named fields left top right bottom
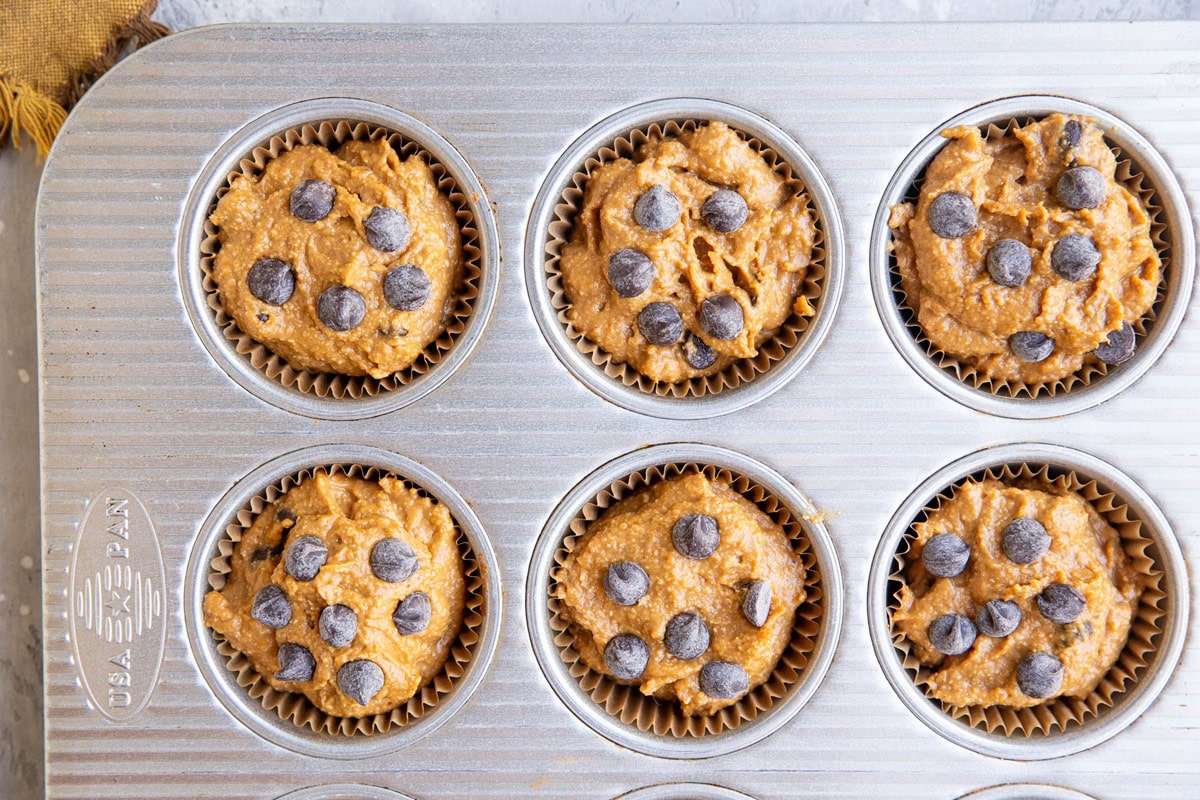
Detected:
left=0, top=0, right=169, bottom=157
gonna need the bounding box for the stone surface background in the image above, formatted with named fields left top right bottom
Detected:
left=1, top=1, right=1195, bottom=797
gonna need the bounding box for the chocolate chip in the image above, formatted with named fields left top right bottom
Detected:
left=607, top=248, right=655, bottom=298
left=664, top=612, right=710, bottom=660
left=699, top=294, right=744, bottom=341
left=337, top=659, right=384, bottom=706
left=1009, top=331, right=1054, bottom=363
left=256, top=312, right=270, bottom=323
left=604, top=561, right=649, bottom=606
left=276, top=507, right=297, bottom=523
left=363, top=206, right=411, bottom=252
left=1051, top=234, right=1101, bottom=281
left=1002, top=518, right=1050, bottom=564
left=1060, top=119, right=1082, bottom=149
left=1057, top=166, right=1105, bottom=210
left=633, top=184, right=681, bottom=231
left=370, top=537, right=418, bottom=583
left=637, top=302, right=683, bottom=346
left=928, top=613, right=977, bottom=656
left=392, top=592, right=431, bottom=636
left=986, top=239, right=1033, bottom=287
left=317, top=285, right=366, bottom=331
left=1017, top=652, right=1064, bottom=699
left=921, top=533, right=970, bottom=578
left=701, top=189, right=749, bottom=233
left=318, top=603, right=358, bottom=648
left=699, top=661, right=749, bottom=700
left=274, top=643, right=315, bottom=682
left=976, top=599, right=1022, bottom=638
left=742, top=580, right=771, bottom=628
left=683, top=334, right=716, bottom=369
left=604, top=633, right=649, bottom=680
left=290, top=179, right=336, bottom=222
left=1037, top=583, right=1086, bottom=623
left=251, top=584, right=291, bottom=629
left=672, top=514, right=720, bottom=559
left=1094, top=323, right=1136, bottom=365
left=928, top=192, right=977, bottom=239
left=284, top=535, right=327, bottom=581
left=247, top=258, right=295, bottom=306
left=383, top=264, right=431, bottom=311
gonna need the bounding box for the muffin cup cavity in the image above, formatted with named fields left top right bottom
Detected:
left=526, top=443, right=843, bottom=759
left=275, top=786, right=417, bottom=800
left=867, top=443, right=1187, bottom=760
left=526, top=99, right=846, bottom=419
left=184, top=445, right=501, bottom=760
left=614, top=785, right=759, bottom=800
left=181, top=98, right=500, bottom=420
left=956, top=786, right=1098, bottom=800
left=870, top=95, right=1195, bottom=419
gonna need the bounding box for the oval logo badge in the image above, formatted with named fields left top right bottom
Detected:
left=69, top=490, right=166, bottom=722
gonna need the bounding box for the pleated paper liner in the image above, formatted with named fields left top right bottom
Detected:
left=887, top=115, right=1169, bottom=399
left=205, top=462, right=486, bottom=736
left=886, top=462, right=1166, bottom=737
left=547, top=461, right=825, bottom=738
left=199, top=119, right=482, bottom=399
left=545, top=118, right=828, bottom=399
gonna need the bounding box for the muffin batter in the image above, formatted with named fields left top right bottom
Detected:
left=211, top=140, right=463, bottom=379
left=889, top=114, right=1160, bottom=385
left=203, top=472, right=465, bottom=718
left=560, top=122, right=816, bottom=384
left=556, top=472, right=806, bottom=716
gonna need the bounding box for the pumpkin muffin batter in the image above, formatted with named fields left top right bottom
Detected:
left=210, top=139, right=463, bottom=379
left=560, top=121, right=816, bottom=384
left=889, top=113, right=1160, bottom=385
left=892, top=479, right=1141, bottom=709
left=203, top=472, right=465, bottom=718
left=555, top=472, right=806, bottom=716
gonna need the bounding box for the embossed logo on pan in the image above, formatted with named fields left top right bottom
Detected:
left=69, top=491, right=166, bottom=722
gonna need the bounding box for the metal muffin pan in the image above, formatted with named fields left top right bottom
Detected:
left=37, top=22, right=1200, bottom=800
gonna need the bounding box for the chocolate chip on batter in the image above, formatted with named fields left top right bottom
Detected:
left=284, top=535, right=328, bottom=581
left=251, top=584, right=292, bottom=629
left=683, top=333, right=717, bottom=370
left=1061, top=119, right=1083, bottom=148
left=604, top=633, right=650, bottom=680
left=700, top=294, right=744, bottom=341
left=921, top=533, right=970, bottom=578
left=927, top=192, right=977, bottom=239
left=1017, top=652, right=1064, bottom=699
left=975, top=599, right=1022, bottom=639
left=383, top=264, right=431, bottom=311
left=290, top=178, right=336, bottom=222
left=317, top=285, right=366, bottom=332
left=701, top=189, right=749, bottom=234
left=276, top=507, right=297, bottom=524
left=742, top=580, right=772, bottom=628
left=633, top=184, right=682, bottom=232
left=604, top=561, right=650, bottom=606
left=370, top=537, right=418, bottom=583
left=1037, top=583, right=1086, bottom=624
left=364, top=206, right=412, bottom=252
left=256, top=312, right=270, bottom=323
left=664, top=612, right=710, bottom=661
left=1002, top=517, right=1050, bottom=564
left=392, top=592, right=432, bottom=636
left=274, top=642, right=315, bottom=682
left=1057, top=166, right=1106, bottom=210
left=337, top=659, right=385, bottom=706
left=1094, top=322, right=1136, bottom=365
left=672, top=513, right=720, bottom=559
left=1051, top=233, right=1101, bottom=281
left=928, top=613, right=977, bottom=656
left=638, top=302, right=683, bottom=346
left=699, top=661, right=749, bottom=700
left=986, top=239, right=1033, bottom=287
left=319, top=603, right=358, bottom=648
left=607, top=248, right=655, bottom=298
left=1009, top=331, right=1055, bottom=363
left=247, top=258, right=295, bottom=306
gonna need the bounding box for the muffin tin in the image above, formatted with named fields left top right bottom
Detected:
left=36, top=22, right=1199, bottom=800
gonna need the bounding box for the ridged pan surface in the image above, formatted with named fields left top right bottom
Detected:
left=36, top=22, right=1199, bottom=800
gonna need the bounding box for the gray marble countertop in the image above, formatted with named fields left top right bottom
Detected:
left=2, top=2, right=1194, bottom=798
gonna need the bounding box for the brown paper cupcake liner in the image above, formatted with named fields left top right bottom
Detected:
left=199, top=119, right=483, bottom=399
left=886, top=462, right=1166, bottom=736
left=545, top=119, right=828, bottom=399
left=887, top=115, right=1170, bottom=399
left=205, top=462, right=486, bottom=736
left=547, top=461, right=825, bottom=738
